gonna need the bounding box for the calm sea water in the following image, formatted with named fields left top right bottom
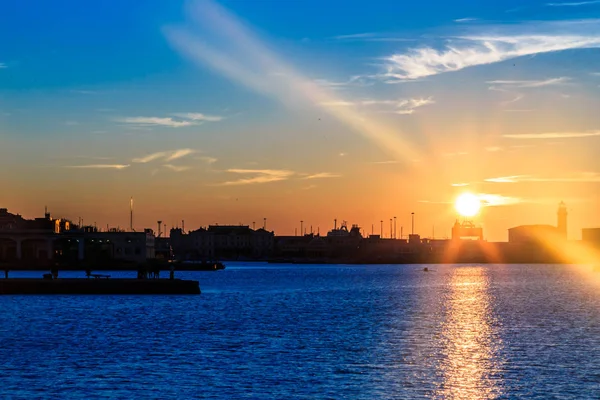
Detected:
left=1, top=263, right=599, bottom=399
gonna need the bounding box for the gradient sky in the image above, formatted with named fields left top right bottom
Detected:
left=2, top=0, right=600, bottom=240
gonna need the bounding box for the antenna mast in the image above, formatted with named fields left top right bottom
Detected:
left=130, top=197, right=134, bottom=231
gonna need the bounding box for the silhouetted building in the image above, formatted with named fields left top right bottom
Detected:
left=0, top=208, right=72, bottom=265
left=155, top=237, right=173, bottom=260
left=451, top=220, right=483, bottom=241
left=170, top=227, right=215, bottom=261
left=170, top=225, right=274, bottom=260
left=508, top=225, right=560, bottom=244
left=558, top=201, right=568, bottom=238
left=582, top=228, right=600, bottom=248
left=56, top=230, right=155, bottom=265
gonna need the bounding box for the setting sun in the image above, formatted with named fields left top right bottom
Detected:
left=455, top=193, right=481, bottom=218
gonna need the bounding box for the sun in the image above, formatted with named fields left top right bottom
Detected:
left=455, top=193, right=481, bottom=218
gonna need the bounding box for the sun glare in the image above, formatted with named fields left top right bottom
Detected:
left=455, top=193, right=481, bottom=218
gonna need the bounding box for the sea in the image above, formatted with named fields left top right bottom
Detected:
left=1, top=263, right=599, bottom=399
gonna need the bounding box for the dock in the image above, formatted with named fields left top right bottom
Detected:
left=0, top=278, right=200, bottom=295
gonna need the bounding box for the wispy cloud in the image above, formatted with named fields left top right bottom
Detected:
left=117, top=117, right=194, bottom=128
left=70, top=90, right=97, bottom=95
left=503, top=131, right=600, bottom=139
left=320, top=101, right=356, bottom=107
left=547, top=0, right=600, bottom=6
left=485, top=175, right=525, bottom=183
left=165, top=148, right=197, bottom=161
left=303, top=172, right=341, bottom=179
left=163, top=164, right=191, bottom=172
left=132, top=149, right=197, bottom=163
left=331, top=32, right=375, bottom=40
left=132, top=151, right=168, bottom=163
left=164, top=0, right=419, bottom=162
left=329, top=32, right=412, bottom=42
left=451, top=183, right=470, bottom=187
left=313, top=75, right=373, bottom=90
left=501, top=93, right=525, bottom=105
left=172, top=112, right=223, bottom=122
left=479, top=193, right=522, bottom=206
left=488, top=77, right=571, bottom=90
left=197, top=156, right=218, bottom=164
left=382, top=20, right=600, bottom=80
left=486, top=172, right=600, bottom=183
left=219, top=169, right=295, bottom=185
left=0, top=63, right=6, bottom=69
left=454, top=18, right=478, bottom=23
left=372, top=160, right=401, bottom=164
left=73, top=155, right=114, bottom=160
left=64, top=164, right=130, bottom=170
left=320, top=97, right=434, bottom=114
left=485, top=146, right=503, bottom=152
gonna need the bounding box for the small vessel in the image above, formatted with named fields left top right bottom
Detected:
left=423, top=267, right=429, bottom=272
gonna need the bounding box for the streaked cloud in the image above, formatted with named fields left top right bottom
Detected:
left=547, top=0, right=600, bottom=6
left=503, top=131, right=600, bottom=139
left=70, top=90, right=97, bottom=95
left=117, top=117, right=194, bottom=128
left=165, top=148, right=197, bottom=162
left=320, top=97, right=434, bottom=114
left=219, top=169, right=295, bottom=185
left=329, top=33, right=412, bottom=42
left=132, top=149, right=197, bottom=163
left=486, top=172, right=600, bottom=183
left=172, top=112, right=223, bottom=122
left=64, top=164, right=130, bottom=170
left=73, top=155, right=114, bottom=160
left=451, top=183, right=470, bottom=187
left=478, top=193, right=522, bottom=206
left=454, top=18, right=478, bottom=23
left=303, top=172, right=341, bottom=179
left=485, top=176, right=525, bottom=183
left=0, top=63, right=6, bottom=69
left=320, top=101, right=356, bottom=107
left=132, top=151, right=168, bottom=163
left=501, top=94, right=525, bottom=106
left=381, top=20, right=600, bottom=80
left=163, top=164, right=191, bottom=172
left=331, top=32, right=375, bottom=40
left=485, top=146, right=503, bottom=152
left=372, top=160, right=401, bottom=165
left=164, top=0, right=419, bottom=162
left=488, top=77, right=571, bottom=90
left=197, top=156, right=218, bottom=164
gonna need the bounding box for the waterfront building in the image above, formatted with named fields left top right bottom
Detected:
left=170, top=225, right=274, bottom=261
left=582, top=228, right=600, bottom=248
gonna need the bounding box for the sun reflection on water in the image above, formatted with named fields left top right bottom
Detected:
left=436, top=267, right=504, bottom=399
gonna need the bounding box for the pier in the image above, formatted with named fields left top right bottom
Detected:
left=0, top=278, right=201, bottom=295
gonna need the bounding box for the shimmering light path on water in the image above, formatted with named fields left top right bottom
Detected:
left=1, top=264, right=600, bottom=399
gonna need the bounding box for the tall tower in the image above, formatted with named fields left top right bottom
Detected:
left=557, top=201, right=567, bottom=238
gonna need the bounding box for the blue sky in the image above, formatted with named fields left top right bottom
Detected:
left=2, top=0, right=600, bottom=240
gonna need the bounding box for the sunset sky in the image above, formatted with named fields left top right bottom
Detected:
left=2, top=0, right=600, bottom=241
